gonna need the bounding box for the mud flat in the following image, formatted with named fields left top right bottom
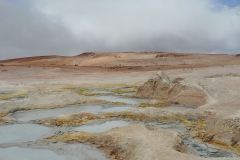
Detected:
left=40, top=109, right=239, bottom=159
left=1, top=53, right=240, bottom=160
left=0, top=94, right=141, bottom=160
left=146, top=122, right=239, bottom=158
left=1, top=85, right=240, bottom=160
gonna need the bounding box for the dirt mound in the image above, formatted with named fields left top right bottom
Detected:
left=134, top=71, right=180, bottom=100
left=135, top=72, right=207, bottom=106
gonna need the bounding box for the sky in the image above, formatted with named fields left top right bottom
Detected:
left=0, top=0, right=240, bottom=60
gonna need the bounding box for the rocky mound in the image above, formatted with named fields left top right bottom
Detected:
left=134, top=72, right=207, bottom=106
left=76, top=52, right=96, bottom=58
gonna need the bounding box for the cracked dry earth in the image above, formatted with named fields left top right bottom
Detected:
left=0, top=65, right=240, bottom=160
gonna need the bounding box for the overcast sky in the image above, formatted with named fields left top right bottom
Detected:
left=0, top=0, right=240, bottom=60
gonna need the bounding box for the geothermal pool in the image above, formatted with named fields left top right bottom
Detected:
left=74, top=120, right=131, bottom=133
left=0, top=145, right=107, bottom=160
left=0, top=124, right=51, bottom=144
left=10, top=104, right=136, bottom=122
left=1, top=93, right=239, bottom=159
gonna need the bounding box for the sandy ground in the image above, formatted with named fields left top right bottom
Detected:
left=0, top=52, right=240, bottom=159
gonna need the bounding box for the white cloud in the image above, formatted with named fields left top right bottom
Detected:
left=0, top=0, right=240, bottom=60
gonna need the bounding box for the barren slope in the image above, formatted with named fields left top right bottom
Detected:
left=1, top=52, right=240, bottom=72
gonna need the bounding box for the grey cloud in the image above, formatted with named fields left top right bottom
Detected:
left=0, top=1, right=84, bottom=60
left=1, top=0, right=240, bottom=60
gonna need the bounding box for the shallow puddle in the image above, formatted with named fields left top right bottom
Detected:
left=74, top=120, right=131, bottom=133
left=0, top=124, right=51, bottom=144
left=0, top=147, right=78, bottom=160
left=184, top=139, right=238, bottom=158
left=162, top=106, right=195, bottom=111
left=10, top=105, right=102, bottom=121
left=0, top=144, right=108, bottom=160
left=0, top=91, right=12, bottom=95
left=99, top=106, right=136, bottom=113
left=88, top=90, right=113, bottom=94
left=95, top=95, right=146, bottom=105
left=119, top=92, right=134, bottom=96
left=10, top=104, right=135, bottom=122
left=2, top=89, right=239, bottom=159
left=156, top=122, right=186, bottom=135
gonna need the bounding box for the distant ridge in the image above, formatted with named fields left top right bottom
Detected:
left=0, top=52, right=239, bottom=71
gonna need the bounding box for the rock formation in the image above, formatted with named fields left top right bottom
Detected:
left=135, top=71, right=207, bottom=106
